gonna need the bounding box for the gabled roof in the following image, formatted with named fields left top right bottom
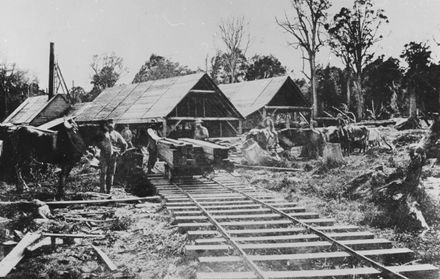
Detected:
left=75, top=73, right=242, bottom=124
left=3, top=95, right=48, bottom=125
left=3, top=94, right=71, bottom=126
left=219, top=76, right=309, bottom=117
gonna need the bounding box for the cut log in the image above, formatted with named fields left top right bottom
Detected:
left=91, top=245, right=117, bottom=271
left=0, top=232, right=41, bottom=277
left=46, top=196, right=161, bottom=208
left=355, top=119, right=396, bottom=127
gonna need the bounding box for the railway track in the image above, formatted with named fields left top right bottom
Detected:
left=149, top=172, right=439, bottom=279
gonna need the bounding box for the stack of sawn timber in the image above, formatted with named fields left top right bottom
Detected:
left=179, top=138, right=229, bottom=162
left=157, top=138, right=229, bottom=170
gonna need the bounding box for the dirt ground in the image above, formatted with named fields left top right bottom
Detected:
left=1, top=125, right=440, bottom=278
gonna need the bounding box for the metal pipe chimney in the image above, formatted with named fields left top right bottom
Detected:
left=48, top=42, right=55, bottom=100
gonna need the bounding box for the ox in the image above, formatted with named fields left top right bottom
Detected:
left=0, top=119, right=100, bottom=199
left=246, top=128, right=278, bottom=151
left=343, top=125, right=370, bottom=154
left=277, top=128, right=326, bottom=159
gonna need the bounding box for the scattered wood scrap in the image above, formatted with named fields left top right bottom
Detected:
left=355, top=119, right=396, bottom=127
left=91, top=245, right=117, bottom=271
left=0, top=232, right=41, bottom=278
left=234, top=164, right=301, bottom=172
left=46, top=196, right=161, bottom=208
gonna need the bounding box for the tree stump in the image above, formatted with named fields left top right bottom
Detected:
left=322, top=143, right=344, bottom=166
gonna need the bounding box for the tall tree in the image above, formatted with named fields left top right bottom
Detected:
left=245, top=55, right=286, bottom=81
left=0, top=63, right=39, bottom=121
left=327, top=0, right=388, bottom=119
left=133, top=54, right=196, bottom=83
left=276, top=0, right=331, bottom=118
left=89, top=53, right=125, bottom=100
left=218, top=16, right=250, bottom=83
left=316, top=65, right=346, bottom=112
left=400, top=42, right=438, bottom=117
left=363, top=56, right=403, bottom=116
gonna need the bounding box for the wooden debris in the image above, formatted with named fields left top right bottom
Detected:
left=46, top=196, right=161, bottom=207
left=91, top=245, right=117, bottom=271
left=234, top=164, right=301, bottom=172
left=0, top=232, right=41, bottom=277
left=355, top=119, right=396, bottom=127
left=26, top=237, right=62, bottom=252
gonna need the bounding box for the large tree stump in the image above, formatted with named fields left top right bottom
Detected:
left=322, top=143, right=344, bottom=166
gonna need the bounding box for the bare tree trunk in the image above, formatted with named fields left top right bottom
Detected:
left=354, top=75, right=363, bottom=120
left=409, top=85, right=417, bottom=118
left=346, top=69, right=351, bottom=108
left=310, top=53, right=318, bottom=118
left=1, top=86, right=7, bottom=121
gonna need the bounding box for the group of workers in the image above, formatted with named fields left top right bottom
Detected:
left=96, top=118, right=209, bottom=194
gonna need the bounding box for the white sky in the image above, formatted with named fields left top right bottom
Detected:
left=1, top=0, right=440, bottom=91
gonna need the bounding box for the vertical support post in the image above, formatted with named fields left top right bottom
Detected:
left=203, top=98, right=206, bottom=117
left=48, top=42, right=55, bottom=100
left=262, top=108, right=267, bottom=119
left=219, top=122, right=223, bottom=137
left=309, top=110, right=313, bottom=128
left=238, top=120, right=243, bottom=135
left=286, top=112, right=291, bottom=128
left=162, top=119, right=167, bottom=137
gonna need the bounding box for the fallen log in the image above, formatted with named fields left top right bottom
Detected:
left=46, top=196, right=161, bottom=208
left=355, top=119, right=396, bottom=127
left=91, top=245, right=117, bottom=271
left=42, top=232, right=105, bottom=239
left=234, top=164, right=301, bottom=172
left=0, top=232, right=41, bottom=277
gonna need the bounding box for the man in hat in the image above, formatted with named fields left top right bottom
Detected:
left=97, top=119, right=128, bottom=194
left=194, top=119, right=209, bottom=140
left=121, top=124, right=133, bottom=148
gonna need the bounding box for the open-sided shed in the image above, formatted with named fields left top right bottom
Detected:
left=75, top=73, right=243, bottom=137
left=2, top=94, right=70, bottom=126
left=219, top=76, right=311, bottom=131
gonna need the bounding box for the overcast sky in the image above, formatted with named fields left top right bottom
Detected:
left=1, top=0, right=440, bottom=91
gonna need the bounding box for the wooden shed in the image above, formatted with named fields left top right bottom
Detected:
left=2, top=94, right=70, bottom=126
left=219, top=76, right=311, bottom=131
left=75, top=73, right=243, bottom=137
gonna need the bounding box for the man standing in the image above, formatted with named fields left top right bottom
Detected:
left=121, top=124, right=133, bottom=148
left=194, top=119, right=209, bottom=140
left=146, top=125, right=160, bottom=174
left=97, top=119, right=127, bottom=194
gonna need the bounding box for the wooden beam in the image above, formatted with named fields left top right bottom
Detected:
left=0, top=232, right=42, bottom=277
left=91, top=245, right=118, bottom=271
left=234, top=164, right=301, bottom=172
left=46, top=196, right=161, bottom=207
left=238, top=120, right=243, bottom=135
left=189, top=89, right=216, bottom=94
left=225, top=121, right=238, bottom=135
left=168, top=117, right=240, bottom=121
left=265, top=106, right=312, bottom=111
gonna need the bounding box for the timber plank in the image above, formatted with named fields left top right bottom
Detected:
left=186, top=239, right=392, bottom=252
left=198, top=248, right=413, bottom=263
left=0, top=232, right=41, bottom=277
left=194, top=231, right=375, bottom=244
left=197, top=264, right=438, bottom=279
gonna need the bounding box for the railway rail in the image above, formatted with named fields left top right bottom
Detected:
left=149, top=172, right=439, bottom=279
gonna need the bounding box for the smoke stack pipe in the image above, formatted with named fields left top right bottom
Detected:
left=48, top=42, right=55, bottom=100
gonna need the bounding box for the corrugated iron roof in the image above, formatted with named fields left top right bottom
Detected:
left=3, top=95, right=48, bottom=125
left=219, top=76, right=308, bottom=117
left=75, top=73, right=242, bottom=124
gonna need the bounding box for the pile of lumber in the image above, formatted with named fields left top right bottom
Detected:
left=179, top=138, right=229, bottom=162
left=156, top=137, right=230, bottom=171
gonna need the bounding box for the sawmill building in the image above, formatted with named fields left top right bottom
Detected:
left=75, top=73, right=244, bottom=137
left=219, top=76, right=311, bottom=131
